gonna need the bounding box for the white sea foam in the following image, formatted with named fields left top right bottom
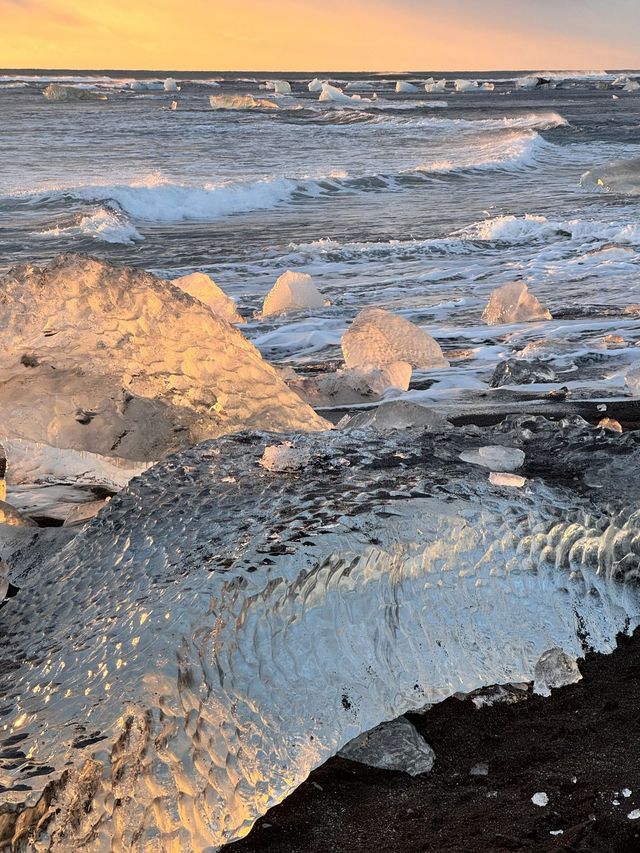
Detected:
left=413, top=130, right=551, bottom=175
left=39, top=208, right=142, bottom=244
left=461, top=213, right=640, bottom=245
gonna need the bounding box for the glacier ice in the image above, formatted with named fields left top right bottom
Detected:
left=482, top=282, right=552, bottom=325
left=623, top=80, right=640, bottom=92
left=170, top=99, right=178, bottom=110
left=209, top=93, right=280, bottom=110
left=0, top=437, right=150, bottom=490
left=533, top=648, right=582, bottom=697
left=308, top=78, right=324, bottom=92
left=460, top=445, right=525, bottom=471
left=342, top=307, right=449, bottom=371
left=532, top=792, right=549, bottom=807
left=43, top=83, right=107, bottom=101
left=626, top=367, right=640, bottom=396
left=273, top=80, right=292, bottom=95
left=0, top=255, right=328, bottom=459
left=262, top=270, right=327, bottom=317
left=491, top=358, right=557, bottom=388
left=489, top=471, right=527, bottom=488
left=2, top=416, right=640, bottom=849
left=339, top=400, right=450, bottom=432
left=259, top=441, right=311, bottom=472
left=290, top=362, right=411, bottom=408
left=454, top=79, right=479, bottom=93
left=339, top=717, right=435, bottom=776
left=598, top=418, right=623, bottom=434
left=395, top=81, right=419, bottom=94
left=319, top=83, right=369, bottom=105
left=425, top=78, right=447, bottom=93
left=172, top=271, right=244, bottom=324
left=163, top=77, right=179, bottom=92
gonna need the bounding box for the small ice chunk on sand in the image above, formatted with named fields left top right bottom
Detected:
left=623, top=788, right=633, bottom=797
left=396, top=81, right=419, bottom=93
left=262, top=271, right=326, bottom=317
left=163, top=78, right=179, bottom=92
left=260, top=442, right=311, bottom=473
left=308, top=78, right=324, bottom=92
left=209, top=93, right=279, bottom=110
left=628, top=810, right=640, bottom=820
left=172, top=272, right=244, bottom=324
left=339, top=717, right=435, bottom=777
left=342, top=308, right=449, bottom=371
left=550, top=830, right=564, bottom=836
left=532, top=792, right=549, bottom=807
left=273, top=80, right=291, bottom=95
left=489, top=472, right=526, bottom=488
left=482, top=282, right=552, bottom=325
left=533, top=648, right=582, bottom=697
left=598, top=417, right=622, bottom=433
left=460, top=446, right=525, bottom=472
left=470, top=762, right=489, bottom=776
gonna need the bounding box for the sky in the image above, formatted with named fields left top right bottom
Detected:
left=2, top=0, right=640, bottom=71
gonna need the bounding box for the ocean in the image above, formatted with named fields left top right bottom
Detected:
left=2, top=68, right=640, bottom=416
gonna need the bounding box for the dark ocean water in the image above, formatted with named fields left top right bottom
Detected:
left=2, top=68, right=640, bottom=407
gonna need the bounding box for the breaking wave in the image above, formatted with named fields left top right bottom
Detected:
left=413, top=130, right=553, bottom=175
left=39, top=208, right=143, bottom=244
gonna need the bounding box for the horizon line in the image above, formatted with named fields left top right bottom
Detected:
left=1, top=66, right=634, bottom=75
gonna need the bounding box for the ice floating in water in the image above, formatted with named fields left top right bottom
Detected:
left=623, top=80, right=640, bottom=92
left=163, top=77, right=179, bottom=92
left=425, top=78, right=447, bottom=93
left=43, top=83, right=107, bottom=101
left=342, top=307, right=449, bottom=371
left=339, top=716, right=435, bottom=776
left=0, top=437, right=150, bottom=489
left=480, top=82, right=495, bottom=91
left=171, top=271, right=244, bottom=324
left=170, top=100, right=177, bottom=110
left=0, top=255, right=327, bottom=459
left=209, top=93, right=280, bottom=110
left=516, top=75, right=550, bottom=89
left=273, top=80, right=292, bottom=95
left=395, top=81, right=419, bottom=93
left=581, top=157, right=640, bottom=195
left=482, top=282, right=552, bottom=325
left=460, top=445, right=525, bottom=472
left=533, top=648, right=582, bottom=697
left=262, top=270, right=327, bottom=317
left=308, top=77, right=324, bottom=92
left=319, top=83, right=369, bottom=105
left=454, top=79, right=479, bottom=93
left=3, top=417, right=640, bottom=848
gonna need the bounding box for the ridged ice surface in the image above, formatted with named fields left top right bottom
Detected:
left=2, top=417, right=640, bottom=851
left=0, top=255, right=327, bottom=460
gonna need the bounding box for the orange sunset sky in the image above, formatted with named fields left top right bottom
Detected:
left=1, top=0, right=639, bottom=71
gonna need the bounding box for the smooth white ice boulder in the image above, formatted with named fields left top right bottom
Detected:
left=460, top=445, right=525, bottom=472
left=262, top=271, right=326, bottom=317
left=0, top=255, right=328, bottom=459
left=425, top=78, right=447, bottom=93
left=395, top=81, right=419, bottom=93
left=172, top=272, right=244, bottom=324
left=319, top=83, right=367, bottom=105
left=342, top=307, right=449, bottom=371
left=308, top=77, right=324, bottom=92
left=209, top=93, right=279, bottom=110
left=480, top=82, right=495, bottom=91
left=454, top=79, right=479, bottom=93
left=163, top=77, right=179, bottom=92
left=482, top=282, right=552, bottom=325
left=273, top=80, right=292, bottom=95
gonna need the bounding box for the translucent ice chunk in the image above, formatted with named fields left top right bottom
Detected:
left=171, top=271, right=244, bottom=324
left=209, top=93, right=280, bottom=110
left=43, top=83, right=107, bottom=101
left=533, top=648, right=582, bottom=697
left=319, top=83, right=369, bottom=105
left=454, top=79, right=479, bottom=92
left=482, top=282, right=552, bottom=325
left=425, top=78, right=447, bottom=93
left=460, top=445, right=525, bottom=471
left=308, top=78, right=324, bottom=92
left=0, top=255, right=328, bottom=459
left=491, top=358, right=556, bottom=387
left=339, top=717, right=435, bottom=776
left=163, top=77, right=179, bottom=92
left=291, top=363, right=412, bottom=407
left=260, top=442, right=311, bottom=472
left=340, top=401, right=450, bottom=432
left=342, top=308, right=449, bottom=371
left=625, top=366, right=640, bottom=396
left=273, top=80, right=291, bottom=95
left=532, top=792, right=549, bottom=807
left=395, top=81, right=419, bottom=93
left=262, top=270, right=326, bottom=317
